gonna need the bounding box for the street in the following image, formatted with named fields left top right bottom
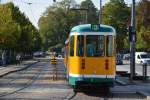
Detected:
left=0, top=59, right=148, bottom=100
left=0, top=61, right=73, bottom=100
left=0, top=0, right=149, bottom=99
left=117, top=61, right=150, bottom=76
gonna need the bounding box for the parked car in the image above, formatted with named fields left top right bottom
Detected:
left=135, top=52, right=150, bottom=65
left=33, top=51, right=45, bottom=57
left=116, top=54, right=123, bottom=65
left=123, top=53, right=130, bottom=60
left=58, top=55, right=63, bottom=59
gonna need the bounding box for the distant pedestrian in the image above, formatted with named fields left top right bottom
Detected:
left=16, top=54, right=21, bottom=65
left=2, top=51, right=6, bottom=66
left=20, top=53, right=23, bottom=63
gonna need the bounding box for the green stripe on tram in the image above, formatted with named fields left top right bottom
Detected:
left=69, top=76, right=114, bottom=86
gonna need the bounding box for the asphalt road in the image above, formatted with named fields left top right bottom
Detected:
left=117, top=62, right=150, bottom=76
left=0, top=59, right=146, bottom=100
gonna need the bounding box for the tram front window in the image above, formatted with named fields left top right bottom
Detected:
left=86, top=35, right=104, bottom=57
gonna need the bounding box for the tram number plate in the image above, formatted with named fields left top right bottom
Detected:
left=91, top=24, right=100, bottom=31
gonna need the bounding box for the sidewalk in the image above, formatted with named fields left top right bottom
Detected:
left=0, top=60, right=38, bottom=77
left=116, top=65, right=150, bottom=99
left=115, top=76, right=150, bottom=99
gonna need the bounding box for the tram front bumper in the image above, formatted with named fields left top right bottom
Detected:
left=69, top=76, right=115, bottom=87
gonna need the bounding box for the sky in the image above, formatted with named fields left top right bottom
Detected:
left=0, top=0, right=140, bottom=28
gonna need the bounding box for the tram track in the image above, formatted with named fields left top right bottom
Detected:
left=0, top=61, right=39, bottom=84
left=48, top=60, right=146, bottom=100
left=66, top=91, right=145, bottom=100
left=0, top=59, right=147, bottom=100
left=63, top=84, right=146, bottom=100
left=0, top=59, right=74, bottom=100
left=0, top=62, right=44, bottom=97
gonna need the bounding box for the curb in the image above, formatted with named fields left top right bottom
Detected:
left=0, top=61, right=39, bottom=78
left=136, top=91, right=150, bottom=99
left=115, top=79, right=127, bottom=86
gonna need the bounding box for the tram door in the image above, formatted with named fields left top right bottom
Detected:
left=84, top=35, right=106, bottom=75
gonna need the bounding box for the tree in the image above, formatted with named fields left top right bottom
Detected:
left=32, top=29, right=42, bottom=51
left=0, top=2, right=41, bottom=53
left=136, top=0, right=150, bottom=50
left=137, top=0, right=150, bottom=30
left=0, top=3, right=21, bottom=50
left=38, top=0, right=81, bottom=51
left=102, top=0, right=130, bottom=52
left=136, top=27, right=148, bottom=49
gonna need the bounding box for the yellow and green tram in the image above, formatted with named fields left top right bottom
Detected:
left=64, top=24, right=116, bottom=88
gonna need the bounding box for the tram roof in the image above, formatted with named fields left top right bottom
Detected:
left=70, top=24, right=115, bottom=33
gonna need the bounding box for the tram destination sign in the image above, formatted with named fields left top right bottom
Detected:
left=91, top=24, right=100, bottom=32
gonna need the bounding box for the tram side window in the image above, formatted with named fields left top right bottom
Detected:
left=70, top=36, right=74, bottom=56
left=86, top=35, right=104, bottom=57
left=77, top=35, right=84, bottom=57
left=106, top=36, right=113, bottom=56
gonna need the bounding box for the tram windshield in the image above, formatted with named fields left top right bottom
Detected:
left=86, top=35, right=104, bottom=57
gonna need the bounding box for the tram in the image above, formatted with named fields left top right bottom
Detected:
left=64, top=24, right=116, bottom=89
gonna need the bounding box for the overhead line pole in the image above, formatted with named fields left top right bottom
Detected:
left=130, top=0, right=136, bottom=80
left=99, top=0, right=102, bottom=24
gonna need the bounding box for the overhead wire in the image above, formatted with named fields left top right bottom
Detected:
left=18, top=0, right=52, bottom=28
left=8, top=0, right=53, bottom=28
left=19, top=0, right=37, bottom=27
left=27, top=3, right=37, bottom=26
left=14, top=0, right=52, bottom=5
